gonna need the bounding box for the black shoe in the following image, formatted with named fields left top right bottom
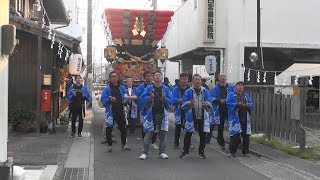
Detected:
left=173, top=144, right=179, bottom=149
left=220, top=145, right=225, bottom=150
left=112, top=139, right=117, bottom=143
left=242, top=153, right=250, bottom=157
left=122, top=145, right=131, bottom=151
left=179, top=152, right=189, bottom=159
left=69, top=133, right=75, bottom=138
left=228, top=153, right=236, bottom=158
left=199, top=153, right=207, bottom=159
left=78, top=133, right=82, bottom=138
left=107, top=146, right=112, bottom=153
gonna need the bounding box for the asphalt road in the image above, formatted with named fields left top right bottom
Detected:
left=92, top=104, right=269, bottom=180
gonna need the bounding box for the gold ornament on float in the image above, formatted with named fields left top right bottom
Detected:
left=104, top=47, right=117, bottom=62
left=154, top=48, right=168, bottom=63
left=132, top=16, right=146, bottom=37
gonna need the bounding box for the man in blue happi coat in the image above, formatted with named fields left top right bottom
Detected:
left=139, top=71, right=172, bottom=160
left=226, top=81, right=253, bottom=157
left=179, top=74, right=212, bottom=159
left=208, top=73, right=234, bottom=148
left=171, top=73, right=190, bottom=149
left=124, top=78, right=139, bottom=135
left=136, top=71, right=159, bottom=150
left=67, top=75, right=91, bottom=138
left=100, top=72, right=131, bottom=152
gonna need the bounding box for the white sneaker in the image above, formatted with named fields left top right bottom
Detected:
left=139, top=153, right=147, bottom=160
left=160, top=153, right=168, bottom=159
left=151, top=143, right=159, bottom=150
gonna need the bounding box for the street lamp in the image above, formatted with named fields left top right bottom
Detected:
left=249, top=0, right=264, bottom=69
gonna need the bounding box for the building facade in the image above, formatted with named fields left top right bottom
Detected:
left=164, top=0, right=320, bottom=84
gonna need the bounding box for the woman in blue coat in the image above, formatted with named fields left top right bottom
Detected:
left=226, top=81, right=253, bottom=157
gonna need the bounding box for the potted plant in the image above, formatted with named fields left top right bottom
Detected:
left=9, top=105, right=32, bottom=133
left=40, top=113, right=49, bottom=133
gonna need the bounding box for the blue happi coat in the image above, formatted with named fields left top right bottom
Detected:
left=124, top=86, right=139, bottom=120
left=171, top=85, right=190, bottom=125
left=210, top=83, right=234, bottom=125
left=181, top=87, right=212, bottom=133
left=136, top=82, right=153, bottom=123
left=141, top=84, right=172, bottom=132
left=67, top=84, right=91, bottom=102
left=226, top=92, right=254, bottom=136
left=100, top=84, right=128, bottom=127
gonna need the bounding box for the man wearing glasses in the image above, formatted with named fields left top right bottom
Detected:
left=100, top=72, right=131, bottom=152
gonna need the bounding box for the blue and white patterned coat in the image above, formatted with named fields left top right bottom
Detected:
left=210, top=83, right=234, bottom=125
left=125, top=86, right=139, bottom=119
left=67, top=84, right=91, bottom=102
left=226, top=92, right=254, bottom=136
left=136, top=83, right=153, bottom=123
left=171, top=85, right=190, bottom=125
left=100, top=84, right=128, bottom=128
left=141, top=84, right=172, bottom=132
left=181, top=87, right=212, bottom=133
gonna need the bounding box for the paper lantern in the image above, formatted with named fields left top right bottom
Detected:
left=205, top=55, right=217, bottom=75
left=69, top=54, right=83, bottom=75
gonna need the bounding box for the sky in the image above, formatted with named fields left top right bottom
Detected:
left=102, top=0, right=180, bottom=10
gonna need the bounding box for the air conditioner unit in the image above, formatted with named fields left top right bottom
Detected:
left=31, top=4, right=40, bottom=20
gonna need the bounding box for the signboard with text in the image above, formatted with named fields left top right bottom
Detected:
left=204, top=0, right=216, bottom=42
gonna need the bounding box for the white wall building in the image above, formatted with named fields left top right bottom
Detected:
left=164, top=0, right=320, bottom=84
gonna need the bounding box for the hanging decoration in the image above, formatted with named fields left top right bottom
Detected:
left=65, top=50, right=70, bottom=61
left=247, top=69, right=251, bottom=82
left=309, top=75, right=313, bottom=86
left=48, top=28, right=52, bottom=39
left=274, top=72, right=278, bottom=85
left=256, top=71, right=260, bottom=83
left=263, top=71, right=267, bottom=83
left=50, top=33, right=55, bottom=49
left=294, top=75, right=299, bottom=86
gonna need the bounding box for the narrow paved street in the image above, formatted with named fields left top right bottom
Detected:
left=92, top=100, right=268, bottom=180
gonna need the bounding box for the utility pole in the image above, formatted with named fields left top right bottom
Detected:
left=36, top=4, right=44, bottom=133
left=152, top=0, right=158, bottom=10
left=100, top=49, right=103, bottom=83
left=0, top=0, right=9, bottom=167
left=257, top=0, right=262, bottom=69
left=87, top=0, right=93, bottom=106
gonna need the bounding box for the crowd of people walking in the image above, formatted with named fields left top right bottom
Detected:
left=68, top=71, right=254, bottom=160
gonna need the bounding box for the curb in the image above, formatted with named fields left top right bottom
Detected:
left=88, top=109, right=95, bottom=180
